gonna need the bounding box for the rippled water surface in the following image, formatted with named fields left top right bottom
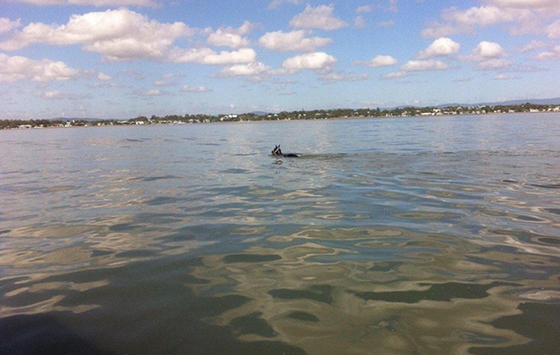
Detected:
left=1, top=113, right=560, bottom=355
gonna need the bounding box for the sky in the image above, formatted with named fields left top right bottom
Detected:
left=1, top=0, right=560, bottom=119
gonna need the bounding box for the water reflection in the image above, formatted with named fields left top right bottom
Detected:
left=1, top=115, right=560, bottom=354
left=185, top=226, right=560, bottom=355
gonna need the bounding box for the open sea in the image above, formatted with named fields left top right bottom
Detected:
left=1, top=113, right=559, bottom=355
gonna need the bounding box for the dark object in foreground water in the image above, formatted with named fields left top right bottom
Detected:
left=271, top=145, right=299, bottom=158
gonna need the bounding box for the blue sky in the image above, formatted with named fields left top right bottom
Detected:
left=1, top=0, right=560, bottom=119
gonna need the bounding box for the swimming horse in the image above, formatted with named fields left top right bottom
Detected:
left=271, top=145, right=299, bottom=158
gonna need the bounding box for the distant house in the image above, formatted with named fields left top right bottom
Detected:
left=220, top=114, right=238, bottom=121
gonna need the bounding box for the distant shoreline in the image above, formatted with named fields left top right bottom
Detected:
left=2, top=102, right=560, bottom=130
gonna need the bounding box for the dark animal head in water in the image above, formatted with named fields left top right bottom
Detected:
left=272, top=145, right=283, bottom=156
left=272, top=145, right=299, bottom=158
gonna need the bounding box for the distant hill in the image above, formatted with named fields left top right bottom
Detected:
left=51, top=117, right=114, bottom=122
left=437, top=97, right=560, bottom=108
left=250, top=111, right=268, bottom=116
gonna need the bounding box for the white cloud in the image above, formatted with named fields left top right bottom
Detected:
left=259, top=30, right=332, bottom=52
left=475, top=58, right=512, bottom=70
left=547, top=19, right=560, bottom=39
left=290, top=5, right=349, bottom=31
left=354, top=16, right=367, bottom=29
left=220, top=62, right=270, bottom=77
left=169, top=48, right=257, bottom=65
left=492, top=73, right=520, bottom=80
left=462, top=41, right=506, bottom=61
left=356, top=5, right=373, bottom=14
left=520, top=40, right=547, bottom=52
left=0, top=53, right=91, bottom=83
left=474, top=41, right=505, bottom=58
left=154, top=80, right=175, bottom=86
left=354, top=55, right=398, bottom=67
left=280, top=52, right=337, bottom=74
left=7, top=0, right=64, bottom=4
left=401, top=60, right=449, bottom=71
left=69, top=0, right=158, bottom=6
left=382, top=71, right=408, bottom=80
left=145, top=89, right=163, bottom=96
left=457, top=41, right=512, bottom=70
left=168, top=47, right=216, bottom=63
left=421, top=23, right=457, bottom=38
left=207, top=21, right=253, bottom=49
left=0, top=8, right=193, bottom=61
left=11, top=0, right=158, bottom=6
left=0, top=18, right=21, bottom=35
left=97, top=73, right=112, bottom=81
left=416, top=37, right=460, bottom=59
left=267, top=0, right=302, bottom=10
left=422, top=3, right=560, bottom=38
left=181, top=85, right=212, bottom=93
left=482, top=0, right=559, bottom=9
left=319, top=71, right=368, bottom=83
left=442, top=6, right=515, bottom=28
left=200, top=48, right=257, bottom=65
left=37, top=90, right=68, bottom=100
left=534, top=45, right=560, bottom=60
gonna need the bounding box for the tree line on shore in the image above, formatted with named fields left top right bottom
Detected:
left=2, top=102, right=559, bottom=130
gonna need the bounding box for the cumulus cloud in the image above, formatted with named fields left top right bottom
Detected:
left=267, top=0, right=302, bottom=10
left=422, top=3, right=560, bottom=38
left=207, top=21, right=253, bottom=49
left=547, top=19, right=560, bottom=39
left=382, top=71, right=408, bottom=80
left=482, top=0, right=559, bottom=9
left=181, top=85, right=212, bottom=93
left=34, top=90, right=69, bottom=100
left=475, top=58, right=512, bottom=70
left=259, top=30, right=332, bottom=52
left=0, top=18, right=22, bottom=35
left=401, top=60, right=449, bottom=71
left=443, top=6, right=515, bottom=28
left=318, top=71, right=368, bottom=83
left=0, top=53, right=92, bottom=83
left=153, top=79, right=175, bottom=86
left=461, top=41, right=506, bottom=61
left=353, top=55, right=398, bottom=67
left=280, top=52, right=337, bottom=74
left=416, top=37, right=460, bottom=59
left=97, top=73, right=112, bottom=81
left=11, top=0, right=158, bottom=6
left=534, top=45, right=560, bottom=60
left=145, top=89, right=163, bottom=96
left=520, top=40, right=547, bottom=52
left=0, top=8, right=193, bottom=61
left=170, top=47, right=257, bottom=65
left=473, top=41, right=505, bottom=58
left=492, top=73, right=520, bottom=80
left=458, top=41, right=512, bottom=70
left=290, top=5, right=349, bottom=31
left=219, top=62, right=271, bottom=77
